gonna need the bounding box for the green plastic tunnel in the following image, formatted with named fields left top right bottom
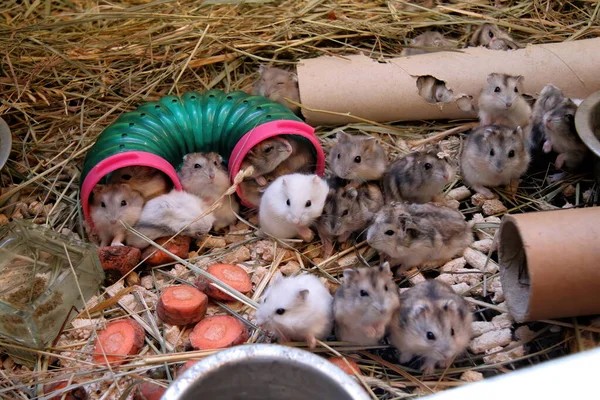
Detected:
left=80, top=89, right=325, bottom=226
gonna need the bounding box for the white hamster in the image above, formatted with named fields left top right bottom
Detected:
left=259, top=173, right=329, bottom=242
left=256, top=272, right=333, bottom=348
left=126, top=190, right=215, bottom=249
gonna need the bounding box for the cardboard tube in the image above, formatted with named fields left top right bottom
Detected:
left=297, top=38, right=600, bottom=126
left=498, top=207, right=600, bottom=323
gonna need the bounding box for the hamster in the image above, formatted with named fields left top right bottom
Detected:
left=417, top=76, right=454, bottom=104
left=401, top=31, right=455, bottom=56
left=259, top=174, right=329, bottom=242
left=240, top=137, right=293, bottom=185
left=383, top=146, right=456, bottom=204
left=256, top=272, right=333, bottom=348
left=478, top=73, right=531, bottom=129
left=389, top=280, right=473, bottom=374
left=252, top=66, right=301, bottom=115
left=108, top=166, right=169, bottom=201
left=366, top=202, right=472, bottom=271
left=542, top=97, right=589, bottom=171
left=126, top=190, right=215, bottom=249
left=333, top=262, right=400, bottom=345
left=469, top=23, right=520, bottom=50
left=239, top=172, right=278, bottom=208
left=317, top=182, right=384, bottom=257
left=460, top=124, right=530, bottom=199
left=89, top=184, right=144, bottom=247
left=276, top=136, right=317, bottom=175
left=526, top=84, right=565, bottom=160
left=328, top=132, right=387, bottom=182
left=178, top=152, right=240, bottom=231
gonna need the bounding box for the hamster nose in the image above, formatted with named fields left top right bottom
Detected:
left=110, top=220, right=117, bottom=225
left=208, top=171, right=215, bottom=179
left=505, top=100, right=513, bottom=108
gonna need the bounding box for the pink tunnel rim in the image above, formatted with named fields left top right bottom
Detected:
left=228, top=119, right=326, bottom=208
left=81, top=151, right=182, bottom=228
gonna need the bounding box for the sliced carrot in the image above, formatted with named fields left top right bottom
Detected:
left=44, top=381, right=88, bottom=400
left=195, top=263, right=252, bottom=301
left=189, top=315, right=248, bottom=350
left=133, top=382, right=166, bottom=400
left=328, top=357, right=362, bottom=375
left=177, top=360, right=199, bottom=376
left=92, top=319, right=145, bottom=365
left=143, top=236, right=192, bottom=266
left=156, top=285, right=208, bottom=326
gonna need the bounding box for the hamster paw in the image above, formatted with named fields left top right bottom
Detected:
left=472, top=185, right=496, bottom=199
left=306, top=334, right=317, bottom=349
left=297, top=226, right=314, bottom=242
left=255, top=176, right=268, bottom=186
left=542, top=140, right=553, bottom=154
left=110, top=241, right=125, bottom=247
left=399, top=352, right=414, bottom=364
left=555, top=153, right=566, bottom=169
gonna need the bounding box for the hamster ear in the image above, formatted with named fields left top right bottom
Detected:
left=443, top=299, right=457, bottom=313
left=342, top=268, right=357, bottom=282
left=311, top=175, right=322, bottom=186
left=410, top=301, right=430, bottom=319
left=483, top=127, right=496, bottom=140
left=361, top=136, right=377, bottom=151
left=514, top=126, right=523, bottom=137
left=297, top=289, right=309, bottom=301
left=514, top=75, right=524, bottom=84
left=282, top=178, right=288, bottom=188
left=92, top=184, right=104, bottom=195
left=273, top=271, right=284, bottom=284
left=290, top=72, right=298, bottom=83
left=258, top=65, right=267, bottom=75
left=336, top=131, right=351, bottom=143
left=379, top=262, right=391, bottom=275
left=486, top=73, right=499, bottom=85
left=345, top=187, right=358, bottom=200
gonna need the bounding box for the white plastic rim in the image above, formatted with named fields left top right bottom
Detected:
left=0, top=117, right=11, bottom=171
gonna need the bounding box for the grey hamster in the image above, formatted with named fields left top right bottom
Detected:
left=401, top=31, right=456, bottom=56
left=469, top=23, right=520, bottom=50
left=383, top=146, right=456, bottom=204
left=460, top=124, right=530, bottom=199
left=478, top=73, right=531, bottom=129
left=89, top=183, right=144, bottom=247
left=328, top=132, right=387, bottom=182
left=317, top=182, right=384, bottom=257
left=108, top=166, right=170, bottom=201
left=178, top=152, right=240, bottom=231
left=526, top=84, right=566, bottom=160
left=240, top=137, right=293, bottom=184
left=417, top=76, right=454, bottom=104
left=333, top=262, right=400, bottom=345
left=252, top=66, right=301, bottom=115
left=366, top=202, right=472, bottom=272
left=389, top=280, right=473, bottom=374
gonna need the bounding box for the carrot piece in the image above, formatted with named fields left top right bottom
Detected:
left=195, top=263, right=252, bottom=301
left=177, top=360, right=199, bottom=376
left=156, top=285, right=208, bottom=326
left=44, top=381, right=88, bottom=400
left=328, top=357, right=362, bottom=375
left=92, top=319, right=145, bottom=365
left=189, top=315, right=248, bottom=350
left=133, top=382, right=166, bottom=400
left=143, top=236, right=191, bottom=266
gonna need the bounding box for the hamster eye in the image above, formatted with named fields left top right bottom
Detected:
left=423, top=162, right=432, bottom=170
left=514, top=87, right=519, bottom=93
left=342, top=210, right=349, bottom=216
left=565, top=114, right=574, bottom=122
left=337, top=153, right=341, bottom=159
left=194, top=163, right=202, bottom=169
left=384, top=230, right=394, bottom=236
left=121, top=200, right=127, bottom=206
left=494, top=86, right=501, bottom=93
left=488, top=30, right=494, bottom=39
left=305, top=200, right=312, bottom=207
left=426, top=332, right=436, bottom=341
left=354, top=156, right=361, bottom=163
left=384, top=285, right=388, bottom=291
left=213, top=161, right=219, bottom=166
left=121, top=174, right=132, bottom=181
left=508, top=150, right=515, bottom=158
left=276, top=308, right=285, bottom=315
left=489, top=149, right=495, bottom=157
left=264, top=146, right=273, bottom=153
left=451, top=328, right=455, bottom=336
left=100, top=202, right=106, bottom=208
left=286, top=199, right=290, bottom=206
left=276, top=82, right=285, bottom=86
left=360, top=290, right=369, bottom=297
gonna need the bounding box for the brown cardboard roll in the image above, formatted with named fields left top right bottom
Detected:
left=297, top=37, right=600, bottom=126
left=498, top=207, right=600, bottom=323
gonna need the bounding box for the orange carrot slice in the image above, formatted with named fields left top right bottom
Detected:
left=328, top=357, right=362, bottom=375
left=156, top=285, right=208, bottom=326
left=189, top=315, right=248, bottom=350
left=93, top=319, right=145, bottom=365
left=133, top=382, right=166, bottom=400
left=195, top=263, right=252, bottom=301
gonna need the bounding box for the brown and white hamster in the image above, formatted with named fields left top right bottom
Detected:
left=389, top=280, right=473, bottom=374
left=417, top=76, right=454, bottom=104
left=317, top=182, right=384, bottom=257
left=383, top=146, right=456, bottom=204
left=89, top=183, right=144, bottom=247
left=527, top=84, right=565, bottom=157
left=469, top=23, right=520, bottom=50
left=256, top=272, right=333, bottom=348
left=460, top=124, right=530, bottom=198
left=328, top=132, right=387, bottom=182
left=252, top=66, right=301, bottom=115
left=478, top=73, right=531, bottom=129
left=333, top=262, right=400, bottom=345
left=178, top=152, right=240, bottom=231
left=240, top=137, right=293, bottom=185
left=542, top=97, right=588, bottom=171
left=401, top=31, right=455, bottom=56
left=239, top=172, right=278, bottom=208
left=276, top=136, right=317, bottom=175
left=108, top=166, right=169, bottom=201
left=366, top=202, right=472, bottom=271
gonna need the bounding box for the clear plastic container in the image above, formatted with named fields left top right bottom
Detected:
left=0, top=220, right=104, bottom=349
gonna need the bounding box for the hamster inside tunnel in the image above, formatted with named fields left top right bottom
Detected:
left=80, top=89, right=325, bottom=226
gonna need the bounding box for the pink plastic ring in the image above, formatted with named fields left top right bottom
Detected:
left=228, top=120, right=326, bottom=208
left=80, top=151, right=182, bottom=228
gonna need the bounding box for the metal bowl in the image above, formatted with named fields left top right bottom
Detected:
left=575, top=90, right=600, bottom=183
left=162, top=344, right=370, bottom=400
left=0, top=117, right=11, bottom=171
